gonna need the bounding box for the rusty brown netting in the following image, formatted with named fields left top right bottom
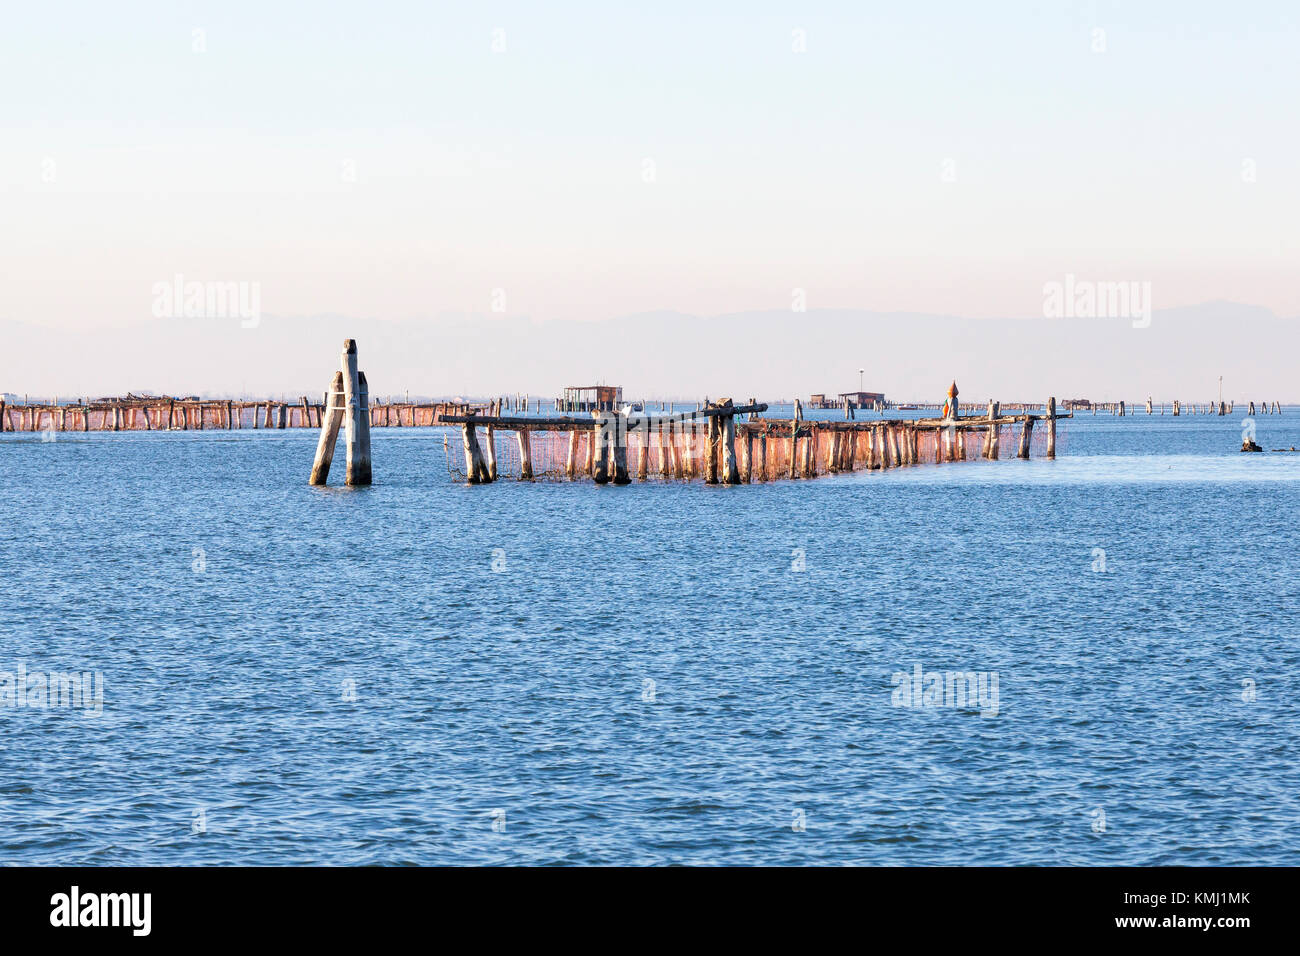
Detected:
left=439, top=419, right=1052, bottom=482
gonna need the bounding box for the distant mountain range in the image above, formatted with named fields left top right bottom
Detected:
left=2, top=302, right=1295, bottom=403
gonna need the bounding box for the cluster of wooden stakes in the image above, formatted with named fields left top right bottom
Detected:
left=308, top=340, right=372, bottom=487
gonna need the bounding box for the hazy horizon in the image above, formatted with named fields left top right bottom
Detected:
left=3, top=300, right=1296, bottom=403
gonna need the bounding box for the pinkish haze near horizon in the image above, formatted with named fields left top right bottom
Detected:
left=1, top=2, right=1297, bottom=398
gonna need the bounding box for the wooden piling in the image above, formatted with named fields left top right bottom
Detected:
left=635, top=425, right=649, bottom=481
left=592, top=414, right=612, bottom=484
left=340, top=340, right=370, bottom=486
left=704, top=406, right=721, bottom=484
left=518, top=428, right=534, bottom=480
left=565, top=430, right=578, bottom=480
left=462, top=421, right=488, bottom=484
left=484, top=423, right=498, bottom=483
left=1046, top=396, right=1057, bottom=460
left=612, top=415, right=631, bottom=485
left=1017, top=416, right=1034, bottom=459
left=721, top=404, right=740, bottom=484
left=356, top=372, right=373, bottom=484
left=309, top=372, right=346, bottom=485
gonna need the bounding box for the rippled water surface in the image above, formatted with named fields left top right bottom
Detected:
left=2, top=409, right=1298, bottom=864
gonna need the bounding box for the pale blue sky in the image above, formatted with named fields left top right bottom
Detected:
left=2, top=1, right=1297, bottom=333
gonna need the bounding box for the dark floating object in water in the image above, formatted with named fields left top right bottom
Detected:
left=1241, top=439, right=1263, bottom=452
left=1269, top=446, right=1299, bottom=452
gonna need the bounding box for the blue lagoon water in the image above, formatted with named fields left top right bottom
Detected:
left=2, top=410, right=1298, bottom=865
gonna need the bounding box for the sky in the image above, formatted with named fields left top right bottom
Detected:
left=1, top=2, right=1297, bottom=395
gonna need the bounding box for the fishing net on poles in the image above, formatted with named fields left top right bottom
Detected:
left=438, top=418, right=1055, bottom=482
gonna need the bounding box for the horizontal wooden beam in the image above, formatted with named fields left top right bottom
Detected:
left=438, top=403, right=768, bottom=428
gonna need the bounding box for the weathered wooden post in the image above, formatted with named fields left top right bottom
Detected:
left=982, top=401, right=996, bottom=459
left=635, top=423, right=649, bottom=481
left=704, top=405, right=721, bottom=485
left=788, top=420, right=799, bottom=480
left=565, top=430, right=578, bottom=480
left=340, top=340, right=372, bottom=486
left=356, top=372, right=373, bottom=481
left=276, top=403, right=287, bottom=429
left=1017, top=415, right=1034, bottom=459
left=310, top=372, right=346, bottom=485
left=484, top=422, right=498, bottom=482
left=612, top=412, right=631, bottom=485
left=461, top=418, right=489, bottom=484
left=592, top=412, right=612, bottom=484
left=721, top=403, right=740, bottom=484
left=518, top=429, right=534, bottom=480
left=1046, top=396, right=1057, bottom=460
